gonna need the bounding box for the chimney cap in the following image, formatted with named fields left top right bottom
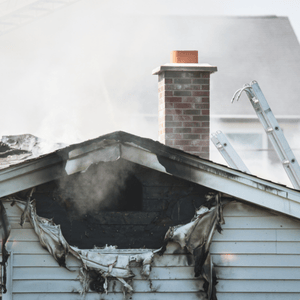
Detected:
left=152, top=63, right=217, bottom=75
left=171, top=50, right=198, bottom=63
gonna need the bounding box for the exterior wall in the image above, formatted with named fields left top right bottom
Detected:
left=212, top=201, right=300, bottom=299
left=2, top=201, right=206, bottom=300
left=157, top=70, right=211, bottom=159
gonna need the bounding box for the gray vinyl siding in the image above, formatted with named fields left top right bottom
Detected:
left=213, top=201, right=300, bottom=299
left=2, top=201, right=205, bottom=300
left=5, top=200, right=300, bottom=299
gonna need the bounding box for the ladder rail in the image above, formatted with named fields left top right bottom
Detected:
left=211, top=131, right=251, bottom=174
left=232, top=81, right=300, bottom=189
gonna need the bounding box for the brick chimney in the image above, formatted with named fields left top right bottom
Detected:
left=152, top=51, right=217, bottom=159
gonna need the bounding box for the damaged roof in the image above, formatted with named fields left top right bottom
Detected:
left=1, top=131, right=300, bottom=220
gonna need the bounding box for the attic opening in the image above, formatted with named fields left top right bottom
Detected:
left=56, top=159, right=143, bottom=213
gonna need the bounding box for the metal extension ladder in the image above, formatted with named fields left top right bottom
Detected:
left=211, top=131, right=251, bottom=174
left=231, top=80, right=300, bottom=189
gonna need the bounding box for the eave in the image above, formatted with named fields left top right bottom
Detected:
left=0, top=131, right=300, bottom=220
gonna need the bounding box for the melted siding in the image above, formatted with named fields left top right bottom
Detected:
left=2, top=202, right=206, bottom=300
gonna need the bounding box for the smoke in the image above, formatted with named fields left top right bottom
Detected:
left=54, top=159, right=141, bottom=218
left=1, top=2, right=300, bottom=189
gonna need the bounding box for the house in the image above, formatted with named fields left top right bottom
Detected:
left=0, top=54, right=300, bottom=300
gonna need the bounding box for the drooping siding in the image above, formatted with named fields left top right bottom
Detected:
left=2, top=201, right=206, bottom=300
left=212, top=201, right=300, bottom=299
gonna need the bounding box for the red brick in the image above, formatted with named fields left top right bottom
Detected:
left=202, top=121, right=209, bottom=127
left=201, top=147, right=209, bottom=152
left=165, top=78, right=173, bottom=84
left=165, top=97, right=182, bottom=103
left=192, top=91, right=209, bottom=97
left=174, top=103, right=192, bottom=109
left=193, top=116, right=209, bottom=121
left=165, top=115, right=173, bottom=121
left=165, top=128, right=173, bottom=133
left=183, top=72, right=201, bottom=78
left=192, top=128, right=209, bottom=133
left=173, top=78, right=192, bottom=84
left=183, top=134, right=200, bottom=139
left=195, top=104, right=209, bottom=109
left=174, top=128, right=192, bottom=133
left=165, top=91, right=173, bottom=96
left=201, top=73, right=210, bottom=78
left=173, top=115, right=193, bottom=121
left=166, top=133, right=183, bottom=139
left=202, top=110, right=209, bottom=115
left=201, top=134, right=209, bottom=140
left=192, top=79, right=209, bottom=84
left=174, top=90, right=192, bottom=96
left=174, top=140, right=191, bottom=145
left=190, top=140, right=204, bottom=146
left=164, top=71, right=185, bottom=78
left=165, top=109, right=182, bottom=115
left=164, top=84, right=175, bottom=90
left=165, top=121, right=183, bottom=127
left=183, top=122, right=201, bottom=127
left=171, top=84, right=200, bottom=90
left=201, top=97, right=209, bottom=103
left=184, top=97, right=202, bottom=103
left=183, top=110, right=200, bottom=115
left=201, top=85, right=209, bottom=90
left=200, top=141, right=210, bottom=146
left=183, top=146, right=200, bottom=152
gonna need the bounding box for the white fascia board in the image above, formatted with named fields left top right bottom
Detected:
left=65, top=144, right=121, bottom=175
left=120, top=143, right=300, bottom=219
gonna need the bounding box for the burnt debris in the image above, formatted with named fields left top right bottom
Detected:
left=158, top=192, right=226, bottom=300
left=11, top=195, right=154, bottom=295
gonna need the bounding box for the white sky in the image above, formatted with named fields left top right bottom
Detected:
left=1, top=0, right=299, bottom=143
left=0, top=0, right=299, bottom=186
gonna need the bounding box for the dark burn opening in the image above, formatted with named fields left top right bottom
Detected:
left=33, top=159, right=210, bottom=248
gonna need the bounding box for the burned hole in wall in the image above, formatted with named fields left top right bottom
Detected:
left=34, top=159, right=210, bottom=248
